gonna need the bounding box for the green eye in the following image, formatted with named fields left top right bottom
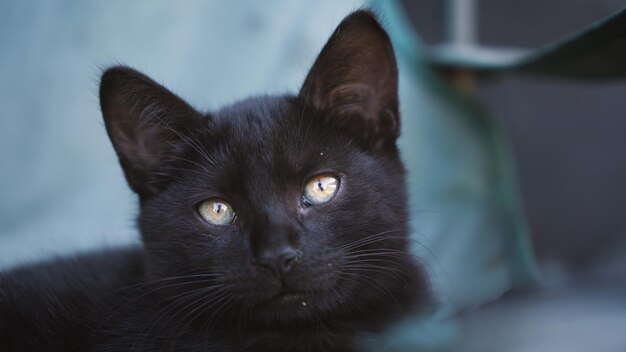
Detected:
left=198, top=199, right=235, bottom=226
left=303, top=174, right=339, bottom=205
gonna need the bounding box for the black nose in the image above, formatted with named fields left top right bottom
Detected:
left=255, top=246, right=302, bottom=278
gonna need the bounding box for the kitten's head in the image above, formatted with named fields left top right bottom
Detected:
left=100, top=11, right=424, bottom=327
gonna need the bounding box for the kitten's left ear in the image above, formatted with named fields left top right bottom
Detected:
left=300, top=10, right=399, bottom=147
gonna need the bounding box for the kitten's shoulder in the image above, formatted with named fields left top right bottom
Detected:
left=0, top=245, right=145, bottom=291
left=0, top=246, right=145, bottom=351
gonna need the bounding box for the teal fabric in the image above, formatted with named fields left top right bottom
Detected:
left=428, top=7, right=626, bottom=79
left=372, top=0, right=538, bottom=310
left=361, top=1, right=539, bottom=350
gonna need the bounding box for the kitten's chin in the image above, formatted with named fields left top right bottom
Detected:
left=262, top=290, right=320, bottom=309
left=245, top=289, right=337, bottom=323
left=270, top=290, right=318, bottom=306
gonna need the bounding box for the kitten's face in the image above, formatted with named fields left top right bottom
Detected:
left=139, top=96, right=410, bottom=319
left=100, top=11, right=422, bottom=325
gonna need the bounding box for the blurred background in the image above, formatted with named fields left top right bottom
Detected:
left=402, top=1, right=626, bottom=351
left=1, top=1, right=625, bottom=351
left=405, top=0, right=626, bottom=268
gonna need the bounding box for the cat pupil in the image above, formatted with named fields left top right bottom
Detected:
left=216, top=204, right=222, bottom=214
left=318, top=181, right=324, bottom=191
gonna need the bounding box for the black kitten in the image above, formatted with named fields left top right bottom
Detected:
left=0, top=11, right=428, bottom=352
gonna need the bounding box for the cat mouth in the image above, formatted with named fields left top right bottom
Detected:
left=266, top=289, right=319, bottom=304
left=280, top=290, right=309, bottom=298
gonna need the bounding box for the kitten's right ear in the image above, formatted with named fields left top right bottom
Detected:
left=299, top=10, right=399, bottom=148
left=100, top=66, right=204, bottom=199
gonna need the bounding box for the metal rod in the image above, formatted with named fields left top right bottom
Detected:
left=448, top=0, right=477, bottom=46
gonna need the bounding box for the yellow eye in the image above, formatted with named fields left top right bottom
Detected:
left=303, top=174, right=339, bottom=205
left=197, top=199, right=235, bottom=226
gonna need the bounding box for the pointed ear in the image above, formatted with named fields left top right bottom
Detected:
left=300, top=10, right=399, bottom=147
left=100, top=66, right=204, bottom=199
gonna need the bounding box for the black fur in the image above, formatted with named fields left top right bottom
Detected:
left=1, top=11, right=428, bottom=352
